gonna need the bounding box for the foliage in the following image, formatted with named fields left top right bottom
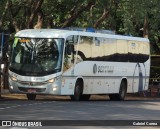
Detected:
left=0, top=0, right=160, bottom=54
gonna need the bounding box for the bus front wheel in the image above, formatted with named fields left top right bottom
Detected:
left=109, top=81, right=127, bottom=101
left=70, top=80, right=83, bottom=101
left=118, top=81, right=127, bottom=100
left=27, top=94, right=36, bottom=100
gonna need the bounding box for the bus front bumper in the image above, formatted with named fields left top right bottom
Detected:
left=9, top=78, right=61, bottom=95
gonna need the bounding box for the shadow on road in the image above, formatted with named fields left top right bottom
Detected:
left=0, top=94, right=160, bottom=102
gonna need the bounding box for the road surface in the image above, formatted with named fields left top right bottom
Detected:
left=0, top=94, right=160, bottom=129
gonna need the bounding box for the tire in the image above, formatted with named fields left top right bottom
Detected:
left=109, top=94, right=116, bottom=100
left=118, top=81, right=127, bottom=100
left=109, top=81, right=127, bottom=101
left=70, top=80, right=83, bottom=101
left=81, top=95, right=91, bottom=101
left=27, top=94, right=36, bottom=100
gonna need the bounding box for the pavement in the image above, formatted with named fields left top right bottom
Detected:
left=0, top=90, right=160, bottom=129
left=0, top=89, right=160, bottom=101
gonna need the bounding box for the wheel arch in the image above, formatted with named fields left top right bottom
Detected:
left=120, top=77, right=128, bottom=91
left=70, top=77, right=84, bottom=101
left=74, top=76, right=84, bottom=91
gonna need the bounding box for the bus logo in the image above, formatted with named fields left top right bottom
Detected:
left=93, top=64, right=97, bottom=74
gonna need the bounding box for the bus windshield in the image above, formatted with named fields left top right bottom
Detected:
left=9, top=38, right=64, bottom=76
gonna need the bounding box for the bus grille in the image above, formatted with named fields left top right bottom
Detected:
left=17, top=81, right=47, bottom=86
left=18, top=87, right=46, bottom=93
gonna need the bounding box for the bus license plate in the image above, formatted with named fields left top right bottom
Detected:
left=28, top=89, right=36, bottom=93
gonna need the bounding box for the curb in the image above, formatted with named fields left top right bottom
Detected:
left=0, top=89, right=10, bottom=94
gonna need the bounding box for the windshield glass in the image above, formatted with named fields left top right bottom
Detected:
left=9, top=38, right=64, bottom=76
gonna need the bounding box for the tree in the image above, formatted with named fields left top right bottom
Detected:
left=0, top=0, right=160, bottom=53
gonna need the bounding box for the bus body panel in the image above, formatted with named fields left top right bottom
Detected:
left=62, top=59, right=150, bottom=94
left=9, top=29, right=150, bottom=97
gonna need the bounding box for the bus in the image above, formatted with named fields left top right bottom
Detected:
left=8, top=28, right=150, bottom=100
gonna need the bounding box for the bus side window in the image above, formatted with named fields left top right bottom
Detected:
left=78, top=36, right=92, bottom=59
left=94, top=37, right=100, bottom=46
left=92, top=37, right=104, bottom=60
left=65, top=35, right=77, bottom=55
left=66, top=44, right=74, bottom=55
left=66, top=35, right=78, bottom=45
left=64, top=35, right=77, bottom=70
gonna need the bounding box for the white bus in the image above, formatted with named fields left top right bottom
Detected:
left=9, top=28, right=150, bottom=100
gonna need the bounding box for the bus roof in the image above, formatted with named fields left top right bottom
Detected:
left=15, top=29, right=149, bottom=42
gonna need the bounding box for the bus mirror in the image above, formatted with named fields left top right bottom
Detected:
left=66, top=44, right=74, bottom=55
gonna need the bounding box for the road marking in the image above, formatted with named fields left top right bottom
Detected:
left=0, top=101, right=55, bottom=110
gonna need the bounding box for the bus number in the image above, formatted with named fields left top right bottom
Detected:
left=98, top=66, right=114, bottom=73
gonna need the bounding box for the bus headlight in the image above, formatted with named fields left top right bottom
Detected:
left=53, top=87, right=57, bottom=91
left=10, top=85, right=13, bottom=89
left=10, top=76, right=17, bottom=81
left=47, top=78, right=55, bottom=83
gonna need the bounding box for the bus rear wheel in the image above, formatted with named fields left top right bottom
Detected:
left=109, top=81, right=127, bottom=101
left=27, top=94, right=36, bottom=100
left=70, top=80, right=83, bottom=101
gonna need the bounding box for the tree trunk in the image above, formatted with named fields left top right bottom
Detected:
left=62, top=0, right=96, bottom=28
left=93, top=8, right=109, bottom=28
left=0, top=59, right=1, bottom=98
left=34, top=10, right=44, bottom=29
left=47, top=17, right=53, bottom=28
left=8, top=1, right=20, bottom=32
left=13, top=20, right=20, bottom=32
left=3, top=61, right=9, bottom=89
left=143, top=15, right=148, bottom=38
left=27, top=0, right=44, bottom=29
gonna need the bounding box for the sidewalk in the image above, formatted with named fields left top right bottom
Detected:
left=0, top=91, right=160, bottom=101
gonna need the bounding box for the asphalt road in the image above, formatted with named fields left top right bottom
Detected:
left=0, top=95, right=160, bottom=129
